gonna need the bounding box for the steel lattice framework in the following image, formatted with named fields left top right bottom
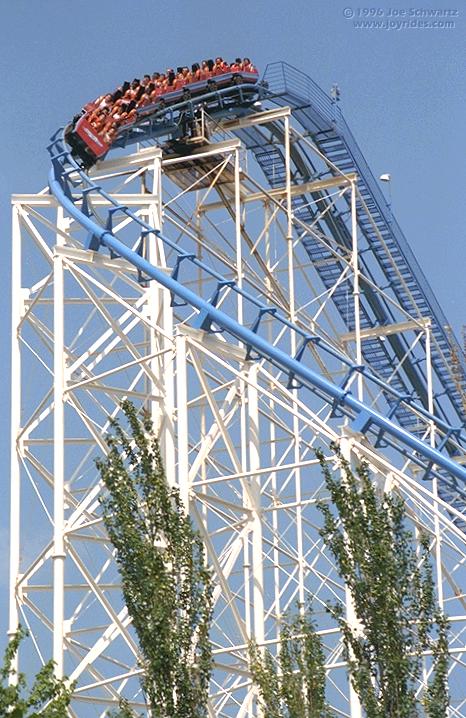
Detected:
left=9, top=63, right=466, bottom=716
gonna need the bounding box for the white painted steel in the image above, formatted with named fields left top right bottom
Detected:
left=9, top=115, right=466, bottom=716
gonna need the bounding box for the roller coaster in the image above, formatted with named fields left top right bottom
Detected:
left=9, top=60, right=466, bottom=715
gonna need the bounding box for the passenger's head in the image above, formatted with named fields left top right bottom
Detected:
left=243, top=58, right=250, bottom=64
left=192, top=63, right=200, bottom=72
left=152, top=72, right=160, bottom=80
left=235, top=58, right=242, bottom=65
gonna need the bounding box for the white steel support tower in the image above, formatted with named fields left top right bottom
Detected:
left=10, top=104, right=466, bottom=717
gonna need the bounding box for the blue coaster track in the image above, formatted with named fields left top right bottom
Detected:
left=48, top=64, right=466, bottom=518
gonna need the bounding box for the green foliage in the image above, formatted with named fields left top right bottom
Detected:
left=249, top=610, right=332, bottom=717
left=97, top=400, right=213, bottom=718
left=315, top=443, right=450, bottom=718
left=106, top=697, right=139, bottom=717
left=0, top=626, right=74, bottom=717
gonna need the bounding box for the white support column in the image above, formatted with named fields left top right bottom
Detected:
left=149, top=151, right=175, bottom=481
left=264, top=198, right=282, bottom=634
left=284, top=155, right=305, bottom=608
left=284, top=114, right=293, bottom=240
left=248, top=365, right=265, bottom=646
left=351, top=181, right=363, bottom=402
left=148, top=152, right=163, bottom=429
left=52, top=212, right=66, bottom=677
left=235, top=148, right=243, bottom=325
left=340, top=436, right=363, bottom=718
left=176, top=334, right=189, bottom=509
left=247, top=364, right=264, bottom=718
left=426, top=324, right=443, bottom=607
left=9, top=204, right=22, bottom=664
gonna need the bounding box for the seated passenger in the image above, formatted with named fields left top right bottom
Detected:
left=127, top=79, right=141, bottom=100
left=141, top=74, right=151, bottom=87
left=230, top=58, right=243, bottom=72
left=133, top=86, right=145, bottom=104
left=157, top=73, right=168, bottom=94
left=200, top=60, right=212, bottom=79
left=89, top=108, right=108, bottom=131
left=122, top=107, right=137, bottom=125
left=122, top=87, right=134, bottom=102
left=173, top=70, right=186, bottom=89
left=242, top=58, right=257, bottom=73
left=105, top=103, right=127, bottom=127
left=97, top=93, right=113, bottom=109
left=104, top=125, right=118, bottom=144
left=149, top=83, right=162, bottom=101
left=166, top=69, right=176, bottom=88
left=182, top=66, right=192, bottom=83
left=136, top=91, right=151, bottom=108
left=191, top=63, right=201, bottom=82
left=213, top=56, right=229, bottom=75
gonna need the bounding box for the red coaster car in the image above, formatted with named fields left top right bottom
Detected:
left=74, top=116, right=111, bottom=159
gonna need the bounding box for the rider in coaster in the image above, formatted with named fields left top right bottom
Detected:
left=242, top=58, right=257, bottom=72
left=230, top=58, right=243, bottom=72
left=213, top=56, right=229, bottom=75
left=182, top=66, right=192, bottom=83
left=200, top=60, right=211, bottom=79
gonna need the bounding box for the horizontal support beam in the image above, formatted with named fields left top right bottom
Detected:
left=90, top=145, right=162, bottom=175
left=162, top=139, right=241, bottom=166
left=12, top=192, right=55, bottom=206
left=73, top=194, right=159, bottom=207
left=221, top=105, right=291, bottom=130
left=200, top=173, right=357, bottom=212
left=341, top=318, right=431, bottom=343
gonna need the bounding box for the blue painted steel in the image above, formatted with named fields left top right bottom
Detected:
left=48, top=151, right=466, bottom=488
left=48, top=139, right=464, bottom=447
left=115, top=82, right=262, bottom=150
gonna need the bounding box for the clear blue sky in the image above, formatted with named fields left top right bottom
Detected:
left=0, top=0, right=464, bottom=648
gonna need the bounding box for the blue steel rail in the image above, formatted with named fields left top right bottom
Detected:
left=48, top=127, right=466, bottom=515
